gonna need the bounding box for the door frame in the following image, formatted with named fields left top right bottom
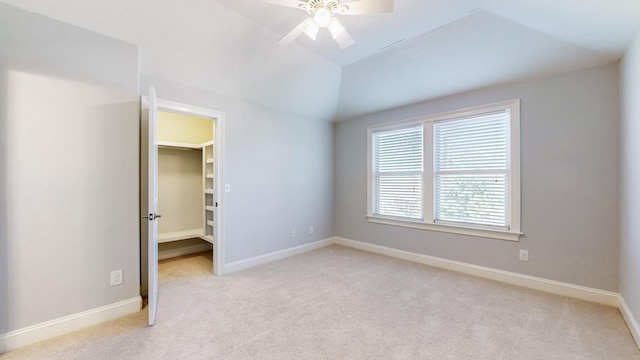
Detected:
left=154, top=99, right=226, bottom=276
left=145, top=86, right=159, bottom=325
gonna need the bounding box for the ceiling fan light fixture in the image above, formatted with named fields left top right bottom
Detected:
left=327, top=17, right=345, bottom=38
left=303, top=19, right=320, bottom=40
left=313, top=6, right=332, bottom=27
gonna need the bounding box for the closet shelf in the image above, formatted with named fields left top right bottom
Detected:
left=206, top=174, right=214, bottom=179
left=158, top=228, right=203, bottom=243
left=201, top=235, right=214, bottom=244
left=157, top=140, right=202, bottom=150
left=204, top=189, right=214, bottom=194
left=206, top=159, right=214, bottom=164
left=206, top=220, right=214, bottom=227
left=205, top=206, right=215, bottom=211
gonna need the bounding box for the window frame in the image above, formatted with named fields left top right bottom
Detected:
left=366, top=100, right=521, bottom=241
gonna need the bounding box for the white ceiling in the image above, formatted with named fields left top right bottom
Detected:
left=215, top=0, right=488, bottom=66
left=216, top=0, right=640, bottom=120
left=215, top=0, right=640, bottom=66
left=3, top=0, right=640, bottom=121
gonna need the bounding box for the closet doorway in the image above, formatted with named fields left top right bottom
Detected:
left=141, top=99, right=225, bottom=299
left=157, top=111, right=214, bottom=254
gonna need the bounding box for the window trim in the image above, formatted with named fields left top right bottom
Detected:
left=366, top=100, right=522, bottom=242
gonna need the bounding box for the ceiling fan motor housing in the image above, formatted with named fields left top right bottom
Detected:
left=300, top=0, right=349, bottom=17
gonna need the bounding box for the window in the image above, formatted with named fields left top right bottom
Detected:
left=433, top=112, right=509, bottom=229
left=371, top=125, right=423, bottom=220
left=367, top=100, right=521, bottom=241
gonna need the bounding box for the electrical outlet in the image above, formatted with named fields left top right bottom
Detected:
left=519, top=250, right=529, bottom=262
left=291, top=229, right=296, bottom=237
left=110, top=270, right=123, bottom=286
left=309, top=226, right=314, bottom=234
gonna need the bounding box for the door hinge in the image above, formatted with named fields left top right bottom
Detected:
left=215, top=202, right=218, bottom=208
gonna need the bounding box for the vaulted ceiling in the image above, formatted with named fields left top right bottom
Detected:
left=217, top=0, right=640, bottom=120
left=3, top=0, right=640, bottom=121
left=218, top=0, right=640, bottom=66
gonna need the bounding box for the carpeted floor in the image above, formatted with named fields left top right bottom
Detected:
left=2, top=245, right=639, bottom=359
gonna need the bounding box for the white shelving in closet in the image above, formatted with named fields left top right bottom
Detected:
left=202, top=140, right=215, bottom=244
left=157, top=140, right=202, bottom=149
left=156, top=140, right=216, bottom=245
left=158, top=228, right=203, bottom=243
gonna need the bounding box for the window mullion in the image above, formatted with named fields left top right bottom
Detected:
left=423, top=123, right=434, bottom=224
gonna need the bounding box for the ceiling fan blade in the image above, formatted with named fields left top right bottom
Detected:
left=278, top=19, right=309, bottom=45
left=334, top=28, right=355, bottom=49
left=342, top=0, right=394, bottom=14
left=327, top=17, right=353, bottom=48
left=259, top=0, right=306, bottom=9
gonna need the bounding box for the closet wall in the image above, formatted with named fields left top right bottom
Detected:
left=158, top=148, right=202, bottom=234
left=158, top=112, right=213, bottom=144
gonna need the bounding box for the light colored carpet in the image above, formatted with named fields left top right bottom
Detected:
left=2, top=245, right=639, bottom=359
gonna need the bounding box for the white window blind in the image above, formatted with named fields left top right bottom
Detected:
left=433, top=111, right=510, bottom=229
left=372, top=125, right=423, bottom=220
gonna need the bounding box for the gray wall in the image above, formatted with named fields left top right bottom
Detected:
left=621, top=30, right=640, bottom=324
left=334, top=62, right=620, bottom=291
left=141, top=76, right=334, bottom=264
left=0, top=5, right=140, bottom=334
left=0, top=3, right=138, bottom=94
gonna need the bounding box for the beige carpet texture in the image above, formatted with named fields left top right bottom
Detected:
left=2, top=245, right=639, bottom=359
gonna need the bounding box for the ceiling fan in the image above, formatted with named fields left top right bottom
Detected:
left=261, top=0, right=394, bottom=49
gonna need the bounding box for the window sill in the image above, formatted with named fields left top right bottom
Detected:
left=366, top=215, right=522, bottom=242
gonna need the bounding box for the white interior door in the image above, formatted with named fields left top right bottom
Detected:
left=147, top=85, right=160, bottom=326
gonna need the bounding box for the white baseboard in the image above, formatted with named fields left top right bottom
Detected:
left=224, top=238, right=334, bottom=274
left=619, top=295, right=640, bottom=349
left=0, top=296, right=141, bottom=353
left=334, top=237, right=619, bottom=307
left=158, top=243, right=212, bottom=260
